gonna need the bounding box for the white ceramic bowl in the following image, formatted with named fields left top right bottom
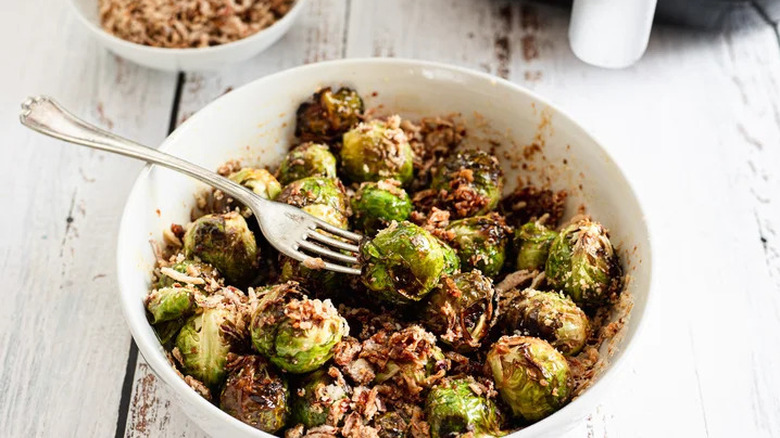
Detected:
left=117, top=59, right=653, bottom=437
left=69, top=0, right=307, bottom=71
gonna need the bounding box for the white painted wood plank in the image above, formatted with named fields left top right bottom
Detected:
left=0, top=0, right=177, bottom=436
left=123, top=1, right=349, bottom=436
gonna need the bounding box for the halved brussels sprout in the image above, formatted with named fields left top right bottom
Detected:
left=426, top=377, right=504, bottom=437
left=228, top=168, right=282, bottom=200
left=514, top=221, right=558, bottom=271
left=250, top=282, right=349, bottom=373
left=545, top=218, right=622, bottom=307
left=277, top=176, right=349, bottom=229
left=423, top=271, right=496, bottom=352
left=351, top=179, right=412, bottom=235
left=277, top=142, right=338, bottom=185
left=372, top=325, right=449, bottom=394
left=341, top=116, right=414, bottom=185
left=501, top=288, right=589, bottom=356
left=145, top=286, right=197, bottom=324
left=359, top=221, right=459, bottom=304
left=486, top=336, right=572, bottom=422
left=296, top=87, right=364, bottom=143
left=290, top=368, right=350, bottom=428
left=183, top=212, right=258, bottom=285
left=431, top=150, right=504, bottom=218
left=175, top=306, right=237, bottom=389
left=219, top=354, right=289, bottom=433
left=445, top=213, right=511, bottom=277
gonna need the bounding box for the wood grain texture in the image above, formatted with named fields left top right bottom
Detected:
left=0, top=0, right=177, bottom=436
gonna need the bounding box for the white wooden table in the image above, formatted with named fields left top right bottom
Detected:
left=3, top=1, right=780, bottom=436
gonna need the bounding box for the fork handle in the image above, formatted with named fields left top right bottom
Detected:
left=19, top=96, right=259, bottom=206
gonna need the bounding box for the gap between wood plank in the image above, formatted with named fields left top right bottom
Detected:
left=114, top=71, right=187, bottom=438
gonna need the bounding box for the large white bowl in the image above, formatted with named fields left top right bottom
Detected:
left=117, top=59, right=653, bottom=437
left=69, top=0, right=307, bottom=71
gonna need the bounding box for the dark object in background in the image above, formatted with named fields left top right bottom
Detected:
left=543, top=0, right=777, bottom=28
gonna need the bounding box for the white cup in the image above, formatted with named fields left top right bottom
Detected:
left=569, top=0, right=658, bottom=68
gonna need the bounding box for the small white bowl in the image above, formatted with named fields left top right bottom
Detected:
left=69, top=0, right=307, bottom=71
left=117, top=59, right=653, bottom=437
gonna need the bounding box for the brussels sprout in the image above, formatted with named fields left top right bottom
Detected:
left=359, top=221, right=459, bottom=304
left=545, top=218, right=622, bottom=307
left=351, top=179, right=412, bottom=235
left=501, top=289, right=589, bottom=356
left=290, top=369, right=350, bottom=428
left=220, top=354, right=289, bottom=433
left=445, top=213, right=511, bottom=277
left=431, top=150, right=504, bottom=218
left=250, top=282, right=349, bottom=373
left=423, top=271, right=496, bottom=352
left=183, top=212, right=258, bottom=285
left=372, top=326, right=449, bottom=392
left=277, top=176, right=349, bottom=229
left=426, top=377, right=504, bottom=437
left=296, top=87, right=364, bottom=143
left=146, top=286, right=197, bottom=324
left=277, top=142, right=338, bottom=185
left=514, top=221, right=558, bottom=271
left=279, top=256, right=341, bottom=296
left=228, top=168, right=282, bottom=200
left=154, top=317, right=188, bottom=346
left=156, top=259, right=220, bottom=289
left=374, top=412, right=407, bottom=438
left=486, top=336, right=572, bottom=422
left=341, top=116, right=414, bottom=185
left=175, top=307, right=236, bottom=389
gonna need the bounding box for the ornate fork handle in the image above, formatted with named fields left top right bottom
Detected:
left=19, top=96, right=259, bottom=207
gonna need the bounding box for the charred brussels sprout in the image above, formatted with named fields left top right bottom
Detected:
left=290, top=369, right=350, bottom=428
left=351, top=179, right=412, bottom=235
left=431, top=150, right=504, bottom=218
left=545, top=218, right=622, bottom=307
left=426, top=377, right=504, bottom=437
left=220, top=355, right=289, bottom=433
left=183, top=212, right=258, bottom=285
left=296, top=87, right=364, bottom=143
left=250, top=282, right=349, bottom=373
left=374, top=412, right=407, bottom=438
left=423, top=271, right=496, bottom=352
left=359, top=221, right=459, bottom=304
left=175, top=307, right=237, bottom=389
left=277, top=142, right=338, bottom=185
left=445, top=213, right=511, bottom=277
left=145, top=286, right=197, bottom=324
left=486, top=336, right=572, bottom=422
left=501, top=289, right=589, bottom=356
left=372, top=326, right=449, bottom=393
left=277, top=176, right=349, bottom=229
left=341, top=116, right=414, bottom=185
left=514, top=221, right=558, bottom=271
left=229, top=168, right=282, bottom=200
left=279, top=256, right=341, bottom=298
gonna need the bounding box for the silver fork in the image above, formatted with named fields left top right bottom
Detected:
left=19, top=96, right=363, bottom=275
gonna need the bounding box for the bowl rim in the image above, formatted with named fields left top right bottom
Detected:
left=116, top=57, right=655, bottom=437
left=67, top=0, right=307, bottom=55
